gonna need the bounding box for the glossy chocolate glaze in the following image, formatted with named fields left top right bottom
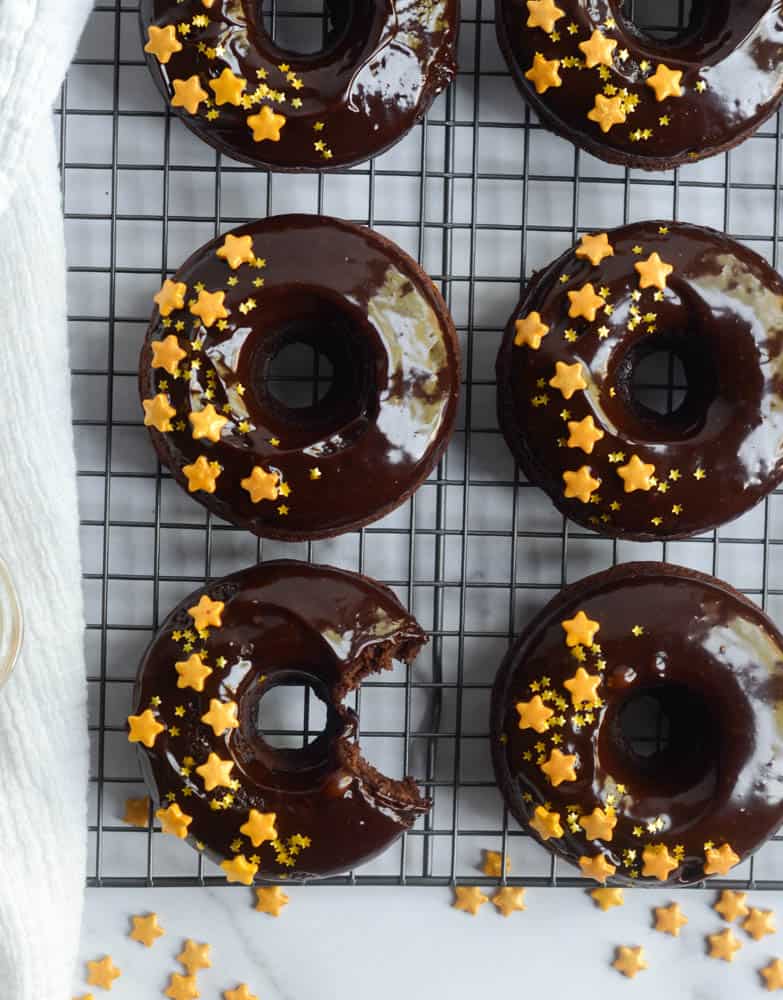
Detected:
left=491, top=562, right=783, bottom=887
left=496, top=221, right=783, bottom=541
left=140, top=0, right=459, bottom=170
left=139, top=214, right=459, bottom=540
left=133, top=559, right=430, bottom=880
left=496, top=0, right=783, bottom=170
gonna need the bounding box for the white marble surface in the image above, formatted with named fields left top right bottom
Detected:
left=76, top=885, right=783, bottom=998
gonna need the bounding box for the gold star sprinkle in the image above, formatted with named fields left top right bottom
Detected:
left=708, top=928, right=742, bottom=962
left=541, top=748, right=578, bottom=786
left=144, top=25, right=183, bottom=64
left=612, top=946, right=647, bottom=979
left=309, top=467, right=322, bottom=480
left=515, top=694, right=554, bottom=733
left=201, top=698, right=239, bottom=737
left=579, top=30, right=617, bottom=68
left=453, top=885, right=489, bottom=915
left=183, top=455, right=221, bottom=494
left=127, top=709, right=164, bottom=748
left=221, top=854, right=259, bottom=885
left=196, top=752, right=235, bottom=791
left=188, top=594, right=224, bottom=630
left=694, top=466, right=707, bottom=480
left=579, top=807, right=616, bottom=842
left=171, top=76, right=208, bottom=115
left=217, top=233, right=255, bottom=269
left=255, top=886, right=289, bottom=917
left=156, top=803, right=193, bottom=839
left=714, top=890, right=749, bottom=923
left=177, top=940, right=211, bottom=976
left=591, top=887, right=624, bottom=911
left=549, top=360, right=587, bottom=400
left=209, top=67, right=246, bottom=106
left=240, top=809, right=278, bottom=847
left=248, top=105, right=287, bottom=143
left=241, top=466, right=280, bottom=503
left=143, top=394, right=176, bottom=433
left=151, top=334, right=187, bottom=374
left=566, top=415, right=604, bottom=454
left=563, top=466, right=600, bottom=503
left=579, top=853, right=616, bottom=883
left=482, top=850, right=511, bottom=877
left=526, top=0, right=564, bottom=32
left=190, top=288, right=228, bottom=328
left=514, top=312, right=550, bottom=349
left=588, top=94, right=627, bottom=133
left=189, top=403, right=228, bottom=443
left=492, top=887, right=526, bottom=917
left=525, top=53, right=562, bottom=94
left=164, top=973, right=199, bottom=1000
left=86, top=957, right=121, bottom=990
left=761, top=959, right=783, bottom=991
left=642, top=844, right=679, bottom=881
left=655, top=902, right=688, bottom=936
left=154, top=279, right=187, bottom=317
left=618, top=454, right=655, bottom=493
left=224, top=986, right=258, bottom=1000
left=568, top=283, right=606, bottom=321
left=636, top=252, right=674, bottom=291
left=123, top=796, right=150, bottom=827
left=704, top=843, right=740, bottom=876
left=129, top=913, right=165, bottom=947
left=564, top=666, right=601, bottom=706
left=576, top=232, right=614, bottom=267
left=646, top=63, right=684, bottom=102
left=530, top=805, right=564, bottom=840
left=561, top=610, right=600, bottom=648
left=744, top=908, right=776, bottom=941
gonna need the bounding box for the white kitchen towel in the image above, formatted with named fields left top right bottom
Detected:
left=0, top=1, right=93, bottom=998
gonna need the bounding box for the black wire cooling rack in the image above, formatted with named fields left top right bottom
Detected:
left=63, top=0, right=783, bottom=889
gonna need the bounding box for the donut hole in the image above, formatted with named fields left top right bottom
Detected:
left=618, top=0, right=762, bottom=57
left=258, top=0, right=353, bottom=57
left=266, top=341, right=335, bottom=410
left=620, top=0, right=694, bottom=41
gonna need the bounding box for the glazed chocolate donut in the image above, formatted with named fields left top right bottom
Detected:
left=128, top=560, right=430, bottom=881
left=140, top=0, right=458, bottom=170
left=496, top=220, right=783, bottom=541
left=496, top=1, right=783, bottom=170
left=491, top=562, right=783, bottom=887
left=139, top=214, right=459, bottom=541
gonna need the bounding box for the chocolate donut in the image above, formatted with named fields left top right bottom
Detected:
left=496, top=1, right=783, bottom=170
left=139, top=214, right=459, bottom=541
left=490, top=562, right=783, bottom=887
left=496, top=220, right=783, bottom=541
left=140, top=0, right=458, bottom=170
left=128, top=560, right=430, bottom=881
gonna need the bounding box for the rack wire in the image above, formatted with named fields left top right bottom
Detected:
left=63, top=0, right=783, bottom=889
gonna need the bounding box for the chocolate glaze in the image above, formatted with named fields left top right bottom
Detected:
left=139, top=214, right=460, bottom=540
left=133, top=559, right=430, bottom=880
left=490, top=562, right=783, bottom=886
left=140, top=0, right=459, bottom=171
left=496, top=0, right=783, bottom=170
left=496, top=221, right=783, bottom=541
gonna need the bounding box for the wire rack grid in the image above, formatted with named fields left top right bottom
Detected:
left=62, top=0, right=783, bottom=890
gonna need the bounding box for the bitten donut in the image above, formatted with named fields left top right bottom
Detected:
left=496, top=220, right=783, bottom=541
left=491, top=562, right=783, bottom=887
left=140, top=0, right=459, bottom=170
left=496, top=0, right=783, bottom=170
left=128, top=560, right=431, bottom=881
left=139, top=214, right=459, bottom=541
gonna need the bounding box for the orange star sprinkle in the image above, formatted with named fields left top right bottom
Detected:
left=209, top=67, right=246, bottom=106
left=563, top=466, right=600, bottom=503
left=190, top=288, right=228, bottom=328
left=525, top=53, right=562, bottom=94
left=567, top=415, right=604, bottom=454
left=541, top=748, right=578, bottom=786
left=646, top=63, right=683, bottom=102
left=86, top=956, right=121, bottom=990
left=453, top=886, right=489, bottom=915
left=188, top=594, right=224, bottom=630
left=617, top=454, right=655, bottom=493
left=743, top=908, right=776, bottom=941
left=255, top=886, right=290, bottom=917
left=567, top=283, right=606, bottom=321
left=182, top=455, right=221, bottom=494
left=171, top=76, right=208, bottom=115
left=590, top=887, right=624, bottom=911
left=576, top=232, right=614, bottom=267
left=482, top=850, right=511, bottom=877
left=143, top=394, right=176, bottom=433
left=612, top=946, right=647, bottom=978
left=636, top=251, right=673, bottom=291
left=240, top=809, right=278, bottom=847
left=492, top=887, right=526, bottom=917
left=151, top=334, right=186, bottom=374
left=217, top=233, right=255, bottom=269
left=154, top=279, right=187, bottom=316
left=529, top=805, right=564, bottom=840
left=704, top=843, right=740, bottom=876
left=579, top=30, right=617, bottom=69
left=248, top=105, right=287, bottom=143
left=127, top=709, right=164, bottom=748
left=189, top=404, right=228, bottom=443
left=221, top=854, right=259, bottom=885
left=164, top=973, right=200, bottom=1000
left=549, top=360, right=587, bottom=400
left=144, top=25, right=183, bottom=64
left=708, top=927, right=742, bottom=962
left=714, top=889, right=749, bottom=922
left=129, top=912, right=165, bottom=947
left=177, top=940, right=212, bottom=976
left=175, top=653, right=212, bottom=692
left=201, top=697, right=239, bottom=737
left=514, top=312, right=550, bottom=349
left=123, top=796, right=150, bottom=827
left=579, top=853, right=616, bottom=883
left=579, top=807, right=616, bottom=842
left=224, top=987, right=258, bottom=1000
left=526, top=0, right=564, bottom=33
left=761, top=959, right=783, bottom=992
left=564, top=666, right=601, bottom=707
left=156, top=803, right=193, bottom=839
left=588, top=94, right=627, bottom=133
left=196, top=752, right=234, bottom=792
left=642, top=844, right=679, bottom=881
left=241, top=466, right=280, bottom=503
left=655, top=902, right=688, bottom=936
left=515, top=694, right=554, bottom=733
left=561, top=610, right=600, bottom=648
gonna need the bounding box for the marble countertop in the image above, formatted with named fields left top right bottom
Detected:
left=75, top=885, right=783, bottom=998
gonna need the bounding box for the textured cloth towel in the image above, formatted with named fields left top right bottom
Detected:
left=0, top=1, right=93, bottom=997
